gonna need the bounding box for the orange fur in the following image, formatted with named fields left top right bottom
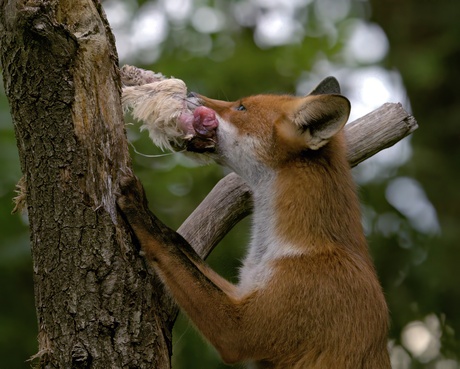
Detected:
left=118, top=78, right=391, bottom=368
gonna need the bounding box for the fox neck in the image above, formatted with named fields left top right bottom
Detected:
left=246, top=135, right=368, bottom=260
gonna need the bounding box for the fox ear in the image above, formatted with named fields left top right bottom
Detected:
left=293, top=94, right=350, bottom=150
left=309, top=76, right=341, bottom=95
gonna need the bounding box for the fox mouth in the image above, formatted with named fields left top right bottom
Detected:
left=179, top=97, right=219, bottom=153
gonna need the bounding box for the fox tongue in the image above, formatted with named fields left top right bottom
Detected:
left=184, top=106, right=219, bottom=153
left=193, top=106, right=218, bottom=137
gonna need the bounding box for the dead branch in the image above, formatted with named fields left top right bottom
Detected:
left=178, top=102, right=418, bottom=259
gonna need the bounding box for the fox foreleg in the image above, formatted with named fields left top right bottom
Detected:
left=116, top=174, right=248, bottom=363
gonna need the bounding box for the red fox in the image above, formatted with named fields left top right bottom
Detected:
left=117, top=77, right=391, bottom=368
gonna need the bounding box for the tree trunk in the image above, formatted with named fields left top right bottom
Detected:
left=0, top=1, right=175, bottom=368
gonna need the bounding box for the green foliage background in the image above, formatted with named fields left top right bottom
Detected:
left=1, top=0, right=459, bottom=368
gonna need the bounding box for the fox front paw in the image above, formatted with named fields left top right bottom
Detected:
left=116, top=173, right=151, bottom=226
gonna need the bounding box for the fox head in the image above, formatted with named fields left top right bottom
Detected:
left=122, top=75, right=351, bottom=183
left=189, top=77, right=351, bottom=183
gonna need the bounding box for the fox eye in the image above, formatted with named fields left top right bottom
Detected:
left=236, top=104, right=246, bottom=111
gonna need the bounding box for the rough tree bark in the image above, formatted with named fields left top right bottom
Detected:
left=0, top=1, right=175, bottom=368
left=0, top=1, right=418, bottom=368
